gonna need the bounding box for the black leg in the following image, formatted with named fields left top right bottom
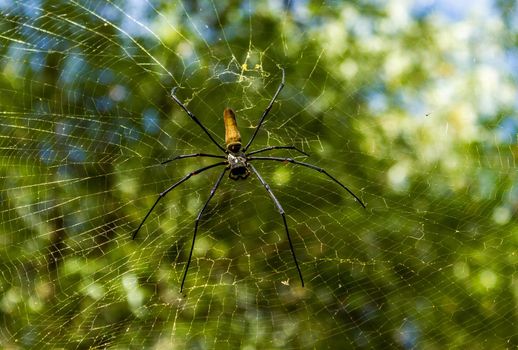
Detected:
left=132, top=161, right=227, bottom=240
left=248, top=156, right=366, bottom=209
left=170, top=88, right=227, bottom=153
left=248, top=164, right=304, bottom=287
left=161, top=153, right=226, bottom=165
left=243, top=68, right=285, bottom=152
left=246, top=145, right=309, bottom=157
left=181, top=168, right=227, bottom=292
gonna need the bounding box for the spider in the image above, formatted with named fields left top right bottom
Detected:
left=132, top=68, right=366, bottom=292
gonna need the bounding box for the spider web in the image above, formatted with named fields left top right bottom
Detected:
left=1, top=0, right=517, bottom=348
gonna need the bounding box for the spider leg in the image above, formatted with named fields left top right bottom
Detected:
left=248, top=156, right=366, bottom=209
left=248, top=164, right=304, bottom=287
left=170, top=88, right=227, bottom=153
left=181, top=168, right=227, bottom=292
left=246, top=145, right=309, bottom=157
left=243, top=67, right=285, bottom=152
left=161, top=153, right=226, bottom=165
left=132, top=161, right=227, bottom=240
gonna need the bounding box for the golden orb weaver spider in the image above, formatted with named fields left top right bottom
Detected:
left=132, top=68, right=366, bottom=292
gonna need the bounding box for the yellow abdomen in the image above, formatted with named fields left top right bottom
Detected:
left=224, top=108, right=242, bottom=153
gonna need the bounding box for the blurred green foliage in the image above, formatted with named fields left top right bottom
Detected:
left=1, top=0, right=517, bottom=349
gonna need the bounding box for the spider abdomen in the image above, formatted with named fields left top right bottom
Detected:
left=224, top=108, right=242, bottom=153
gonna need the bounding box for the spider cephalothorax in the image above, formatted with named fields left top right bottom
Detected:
left=133, top=68, right=366, bottom=292
left=227, top=152, right=250, bottom=180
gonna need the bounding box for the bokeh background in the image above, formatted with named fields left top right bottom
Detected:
left=1, top=0, right=517, bottom=349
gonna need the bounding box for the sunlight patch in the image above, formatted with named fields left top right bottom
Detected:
left=479, top=269, right=497, bottom=290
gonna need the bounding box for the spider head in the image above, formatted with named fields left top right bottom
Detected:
left=227, top=153, right=250, bottom=180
